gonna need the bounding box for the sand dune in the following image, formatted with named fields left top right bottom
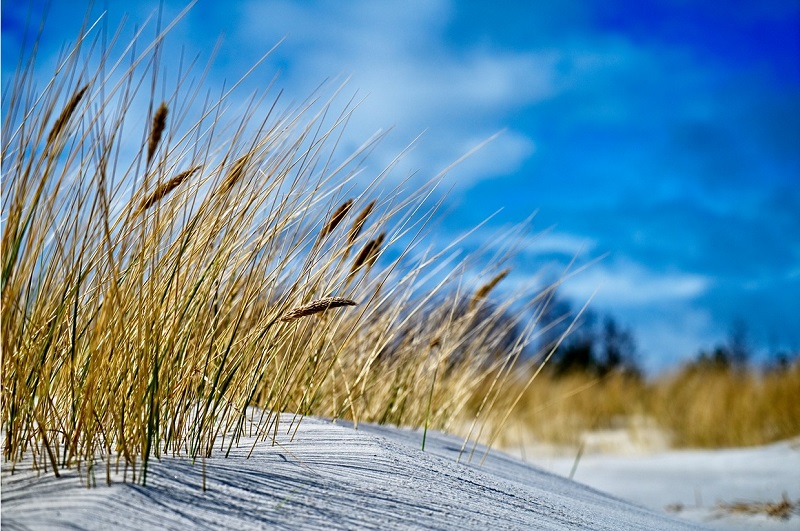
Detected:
left=3, top=414, right=703, bottom=530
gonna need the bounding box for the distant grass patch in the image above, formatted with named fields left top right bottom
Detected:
left=649, top=361, right=800, bottom=448
left=495, top=361, right=800, bottom=449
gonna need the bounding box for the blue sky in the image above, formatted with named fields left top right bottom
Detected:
left=3, top=0, right=799, bottom=372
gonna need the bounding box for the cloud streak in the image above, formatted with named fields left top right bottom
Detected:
left=213, top=0, right=556, bottom=186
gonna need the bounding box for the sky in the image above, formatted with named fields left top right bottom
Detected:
left=3, top=0, right=799, bottom=372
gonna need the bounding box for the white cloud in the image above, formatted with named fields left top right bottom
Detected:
left=449, top=130, right=536, bottom=182
left=529, top=231, right=597, bottom=256
left=470, top=228, right=596, bottom=257
left=559, top=259, right=711, bottom=307
left=229, top=0, right=557, bottom=187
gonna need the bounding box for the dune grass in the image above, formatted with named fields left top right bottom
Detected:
left=1, top=14, right=573, bottom=484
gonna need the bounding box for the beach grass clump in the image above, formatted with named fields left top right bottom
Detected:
left=1, top=13, right=558, bottom=483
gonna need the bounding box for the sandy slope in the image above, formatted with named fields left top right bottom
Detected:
left=1, top=414, right=699, bottom=530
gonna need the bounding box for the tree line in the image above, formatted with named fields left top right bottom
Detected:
left=536, top=292, right=797, bottom=377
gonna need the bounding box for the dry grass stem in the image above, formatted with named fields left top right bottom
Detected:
left=280, top=297, right=358, bottom=322
left=717, top=494, right=797, bottom=519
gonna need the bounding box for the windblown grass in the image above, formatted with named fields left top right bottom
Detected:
left=1, top=13, right=564, bottom=484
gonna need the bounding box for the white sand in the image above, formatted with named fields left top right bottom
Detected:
left=532, top=435, right=800, bottom=530
left=2, top=413, right=703, bottom=530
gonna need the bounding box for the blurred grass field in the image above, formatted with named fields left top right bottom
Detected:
left=485, top=360, right=800, bottom=451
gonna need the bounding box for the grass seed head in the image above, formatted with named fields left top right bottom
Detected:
left=280, top=297, right=358, bottom=322
left=147, top=102, right=169, bottom=165
left=365, top=232, right=386, bottom=268
left=347, top=199, right=376, bottom=246
left=320, top=198, right=354, bottom=240
left=217, top=152, right=253, bottom=197
left=469, top=268, right=510, bottom=310
left=350, top=232, right=385, bottom=276
left=46, top=85, right=88, bottom=145
left=136, top=165, right=200, bottom=214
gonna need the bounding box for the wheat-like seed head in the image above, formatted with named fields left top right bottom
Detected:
left=46, top=85, right=89, bottom=145
left=365, top=232, right=386, bottom=269
left=216, top=152, right=253, bottom=197
left=147, top=102, right=168, bottom=165
left=136, top=165, right=200, bottom=214
left=347, top=199, right=376, bottom=246
left=319, top=198, right=354, bottom=240
left=350, top=232, right=385, bottom=276
left=469, top=268, right=510, bottom=311
left=280, top=297, right=358, bottom=322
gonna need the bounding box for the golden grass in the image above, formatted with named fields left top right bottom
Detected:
left=1, top=14, right=558, bottom=484
left=650, top=361, right=800, bottom=448
left=493, top=369, right=647, bottom=446
left=498, top=361, right=800, bottom=449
